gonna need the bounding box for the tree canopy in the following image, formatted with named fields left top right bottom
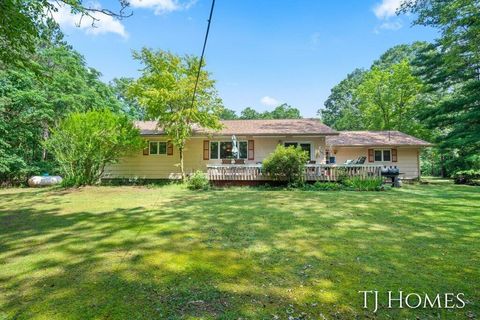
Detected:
left=0, top=0, right=129, bottom=68
left=128, top=48, right=223, bottom=180
left=0, top=27, right=121, bottom=184
left=401, top=0, right=480, bottom=169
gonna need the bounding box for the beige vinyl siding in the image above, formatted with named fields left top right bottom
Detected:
left=333, top=146, right=421, bottom=179
left=104, top=136, right=327, bottom=179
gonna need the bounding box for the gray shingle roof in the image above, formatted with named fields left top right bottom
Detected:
left=135, top=119, right=338, bottom=136
left=326, top=131, right=433, bottom=147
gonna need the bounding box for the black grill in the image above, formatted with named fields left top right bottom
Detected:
left=381, top=166, right=399, bottom=177
left=381, top=166, right=401, bottom=187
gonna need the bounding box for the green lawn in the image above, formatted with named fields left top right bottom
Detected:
left=0, top=182, right=479, bottom=319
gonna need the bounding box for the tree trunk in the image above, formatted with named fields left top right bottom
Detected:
left=179, top=146, right=185, bottom=181
left=440, top=154, right=447, bottom=178
left=42, top=125, right=49, bottom=161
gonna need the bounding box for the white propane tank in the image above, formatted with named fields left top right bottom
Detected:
left=28, top=176, right=63, bottom=187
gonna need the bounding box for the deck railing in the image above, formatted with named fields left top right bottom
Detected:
left=206, top=164, right=382, bottom=181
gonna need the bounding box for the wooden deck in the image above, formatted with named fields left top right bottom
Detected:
left=207, top=164, right=382, bottom=182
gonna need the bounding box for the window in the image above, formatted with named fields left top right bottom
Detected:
left=284, top=142, right=312, bottom=160
left=210, top=141, right=248, bottom=159
left=383, top=149, right=391, bottom=161
left=329, top=156, right=336, bottom=164
left=239, top=141, right=248, bottom=159
left=149, top=141, right=158, bottom=155
left=210, top=142, right=219, bottom=159
left=220, top=141, right=233, bottom=159
left=149, top=141, right=167, bottom=155
left=374, top=149, right=392, bottom=162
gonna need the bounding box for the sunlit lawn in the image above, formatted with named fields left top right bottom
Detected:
left=0, top=182, right=479, bottom=319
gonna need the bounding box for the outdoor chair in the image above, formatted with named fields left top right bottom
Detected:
left=356, top=156, right=367, bottom=164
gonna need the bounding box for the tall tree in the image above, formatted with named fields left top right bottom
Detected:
left=401, top=0, right=480, bottom=170
left=319, top=68, right=366, bottom=130
left=356, top=60, right=427, bottom=138
left=239, top=104, right=302, bottom=120
left=128, top=48, right=223, bottom=180
left=110, top=77, right=145, bottom=119
left=0, top=0, right=130, bottom=67
left=268, top=103, right=302, bottom=119
left=218, top=107, right=238, bottom=120
left=372, top=41, right=430, bottom=69
left=0, top=41, right=121, bottom=184
left=239, top=107, right=263, bottom=119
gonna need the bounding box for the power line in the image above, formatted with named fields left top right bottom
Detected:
left=190, top=0, right=216, bottom=109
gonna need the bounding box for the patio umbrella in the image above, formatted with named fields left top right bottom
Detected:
left=231, top=135, right=239, bottom=158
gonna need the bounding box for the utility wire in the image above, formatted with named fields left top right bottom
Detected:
left=190, top=0, right=216, bottom=109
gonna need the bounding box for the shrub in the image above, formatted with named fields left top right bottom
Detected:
left=452, top=170, right=480, bottom=185
left=187, top=170, right=210, bottom=190
left=262, top=145, right=309, bottom=183
left=342, top=176, right=384, bottom=191
left=44, top=110, right=143, bottom=187
left=303, top=181, right=344, bottom=191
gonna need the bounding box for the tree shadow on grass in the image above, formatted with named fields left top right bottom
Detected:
left=0, top=185, right=479, bottom=319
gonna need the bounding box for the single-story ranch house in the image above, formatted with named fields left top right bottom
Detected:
left=104, top=119, right=432, bottom=181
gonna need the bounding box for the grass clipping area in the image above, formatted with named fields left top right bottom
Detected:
left=0, top=182, right=479, bottom=319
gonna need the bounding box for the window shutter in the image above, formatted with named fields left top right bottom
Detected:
left=368, top=149, right=374, bottom=162
left=248, top=140, right=254, bottom=160
left=143, top=141, right=149, bottom=156
left=392, top=148, right=398, bottom=162
left=167, top=141, right=173, bottom=156
left=203, top=140, right=210, bottom=160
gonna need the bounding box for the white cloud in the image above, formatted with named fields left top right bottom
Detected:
left=380, top=20, right=403, bottom=30
left=260, top=96, right=280, bottom=107
left=129, top=0, right=197, bottom=15
left=373, top=0, right=403, bottom=19
left=52, top=4, right=128, bottom=38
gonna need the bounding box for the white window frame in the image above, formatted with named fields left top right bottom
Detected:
left=149, top=141, right=168, bottom=155
left=210, top=140, right=248, bottom=159
left=374, top=149, right=392, bottom=162
left=284, top=141, right=313, bottom=160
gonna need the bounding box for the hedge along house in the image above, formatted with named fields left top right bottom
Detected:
left=104, top=119, right=432, bottom=181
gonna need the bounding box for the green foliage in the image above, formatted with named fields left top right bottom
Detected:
left=319, top=68, right=366, bottom=130
left=110, top=77, right=145, bottom=119
left=218, top=107, right=238, bottom=120
left=0, top=42, right=121, bottom=185
left=128, top=48, right=223, bottom=181
left=187, top=170, right=210, bottom=190
left=342, top=176, right=384, bottom=191
left=239, top=104, right=302, bottom=120
left=401, top=0, right=480, bottom=173
left=452, top=170, right=480, bottom=185
left=356, top=60, right=427, bottom=138
left=262, top=145, right=309, bottom=183
left=44, top=110, right=143, bottom=187
left=320, top=43, right=430, bottom=133
left=0, top=0, right=129, bottom=68
left=303, top=181, right=344, bottom=191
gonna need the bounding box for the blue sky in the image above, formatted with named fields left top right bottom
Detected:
left=54, top=0, right=437, bottom=117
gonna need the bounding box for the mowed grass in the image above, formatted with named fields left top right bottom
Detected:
left=0, top=182, right=479, bottom=319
